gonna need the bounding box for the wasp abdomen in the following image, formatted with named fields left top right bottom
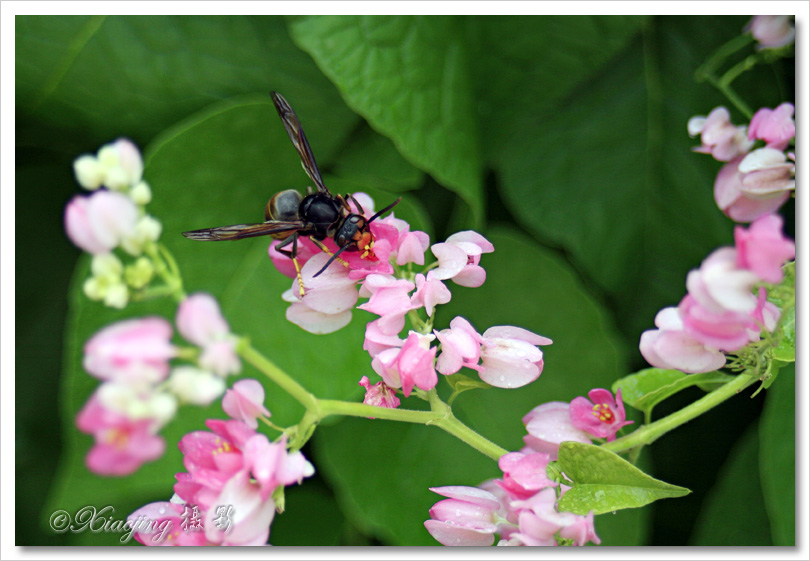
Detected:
left=265, top=189, right=303, bottom=222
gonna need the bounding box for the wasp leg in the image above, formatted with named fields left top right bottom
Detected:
left=336, top=193, right=352, bottom=213
left=309, top=236, right=350, bottom=268
left=275, top=233, right=307, bottom=297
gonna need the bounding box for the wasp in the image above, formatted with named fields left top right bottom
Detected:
left=182, top=92, right=400, bottom=296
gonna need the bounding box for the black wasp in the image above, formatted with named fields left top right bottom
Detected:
left=182, top=92, right=400, bottom=296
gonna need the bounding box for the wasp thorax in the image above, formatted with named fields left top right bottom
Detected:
left=265, top=189, right=302, bottom=222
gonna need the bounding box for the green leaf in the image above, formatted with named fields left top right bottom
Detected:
left=287, top=15, right=483, bottom=226
left=557, top=442, right=690, bottom=515
left=16, top=16, right=356, bottom=151
left=316, top=227, right=648, bottom=545
left=689, top=424, right=772, bottom=545
left=772, top=305, right=795, bottom=362
left=759, top=364, right=795, bottom=545
left=331, top=125, right=425, bottom=193
left=491, top=16, right=785, bottom=339
left=614, top=368, right=735, bottom=417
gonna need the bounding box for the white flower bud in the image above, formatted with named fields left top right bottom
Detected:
left=73, top=155, right=105, bottom=190
left=83, top=277, right=104, bottom=300
left=168, top=366, right=226, bottom=405
left=125, top=257, right=155, bottom=289
left=104, top=282, right=129, bottom=309
left=91, top=252, right=123, bottom=278
left=130, top=181, right=152, bottom=205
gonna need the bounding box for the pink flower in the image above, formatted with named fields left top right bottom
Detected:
left=221, top=379, right=271, bottom=429
left=371, top=332, right=437, bottom=397
left=685, top=247, right=759, bottom=313
left=507, top=488, right=567, bottom=546
left=362, top=319, right=405, bottom=358
left=569, top=388, right=633, bottom=442
left=410, top=272, right=452, bottom=317
left=282, top=253, right=358, bottom=334
left=522, top=402, right=593, bottom=460
left=359, top=376, right=401, bottom=410
left=241, top=434, right=315, bottom=500
left=83, top=317, right=176, bottom=386
left=373, top=213, right=431, bottom=266
left=424, top=486, right=502, bottom=546
left=639, top=307, right=727, bottom=373
left=127, top=501, right=206, bottom=546
left=679, top=292, right=773, bottom=352
left=476, top=326, right=552, bottom=389
left=714, top=156, right=790, bottom=222
left=734, top=214, right=795, bottom=283
left=76, top=391, right=166, bottom=475
left=434, top=316, right=484, bottom=375
left=176, top=293, right=241, bottom=377
left=268, top=237, right=320, bottom=279
left=496, top=452, right=556, bottom=499
left=203, top=471, right=275, bottom=546
left=64, top=190, right=138, bottom=254
left=748, top=103, right=795, bottom=149
left=687, top=107, right=753, bottom=162
left=357, top=274, right=416, bottom=335
left=431, top=231, right=495, bottom=287
left=748, top=16, right=795, bottom=49
left=738, top=148, right=795, bottom=199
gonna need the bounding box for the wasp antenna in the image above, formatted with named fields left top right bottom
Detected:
left=367, top=197, right=402, bottom=224
left=313, top=244, right=353, bottom=278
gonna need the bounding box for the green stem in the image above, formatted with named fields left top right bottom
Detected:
left=602, top=374, right=757, bottom=454
left=695, top=33, right=754, bottom=82
left=237, top=340, right=320, bottom=414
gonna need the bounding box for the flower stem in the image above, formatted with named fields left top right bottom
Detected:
left=601, top=373, right=757, bottom=454
left=236, top=339, right=320, bottom=414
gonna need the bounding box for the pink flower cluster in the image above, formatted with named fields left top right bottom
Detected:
left=640, top=214, right=793, bottom=373
left=76, top=293, right=243, bottom=475
left=424, top=454, right=598, bottom=546
left=425, top=387, right=634, bottom=546
left=128, top=412, right=313, bottom=546
left=274, top=196, right=491, bottom=336
left=688, top=103, right=795, bottom=222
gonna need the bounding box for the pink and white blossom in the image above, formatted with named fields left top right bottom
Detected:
left=477, top=326, right=552, bottom=389
left=639, top=307, right=727, bottom=374
left=127, top=501, right=206, bottom=546
left=363, top=319, right=405, bottom=358
left=221, top=379, right=271, bottom=429
left=522, top=402, right=592, bottom=460
left=371, top=331, right=437, bottom=397
left=685, top=247, right=760, bottom=314
left=357, top=274, right=416, bottom=335
left=496, top=452, right=556, bottom=499
left=176, top=293, right=241, bottom=377
left=569, top=388, right=633, bottom=442
left=714, top=156, right=790, bottom=222
left=167, top=366, right=226, bottom=406
left=76, top=391, right=166, bottom=475
left=734, top=214, right=795, bottom=283
left=424, top=486, right=502, bottom=546
left=738, top=147, right=795, bottom=199
left=748, top=15, right=795, bottom=49
left=431, top=231, right=494, bottom=287
left=434, top=316, right=484, bottom=375
left=410, top=272, right=451, bottom=317
left=83, top=317, right=176, bottom=386
left=64, top=190, right=139, bottom=254
left=748, top=103, right=795, bottom=149
left=687, top=107, right=753, bottom=162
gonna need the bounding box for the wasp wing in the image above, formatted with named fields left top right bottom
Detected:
left=182, top=220, right=304, bottom=241
left=270, top=92, right=329, bottom=194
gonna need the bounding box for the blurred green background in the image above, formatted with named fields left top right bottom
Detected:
left=16, top=15, right=795, bottom=546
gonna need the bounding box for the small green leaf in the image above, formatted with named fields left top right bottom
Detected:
left=772, top=305, right=795, bottom=362
left=613, top=368, right=735, bottom=416
left=557, top=442, right=690, bottom=515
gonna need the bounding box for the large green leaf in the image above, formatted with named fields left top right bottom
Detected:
left=557, top=442, right=690, bottom=515
left=759, top=365, right=795, bottom=545
left=316, top=227, right=649, bottom=545
left=491, top=16, right=788, bottom=339
left=689, top=423, right=772, bottom=545
left=16, top=15, right=354, bottom=150
left=287, top=15, right=483, bottom=227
